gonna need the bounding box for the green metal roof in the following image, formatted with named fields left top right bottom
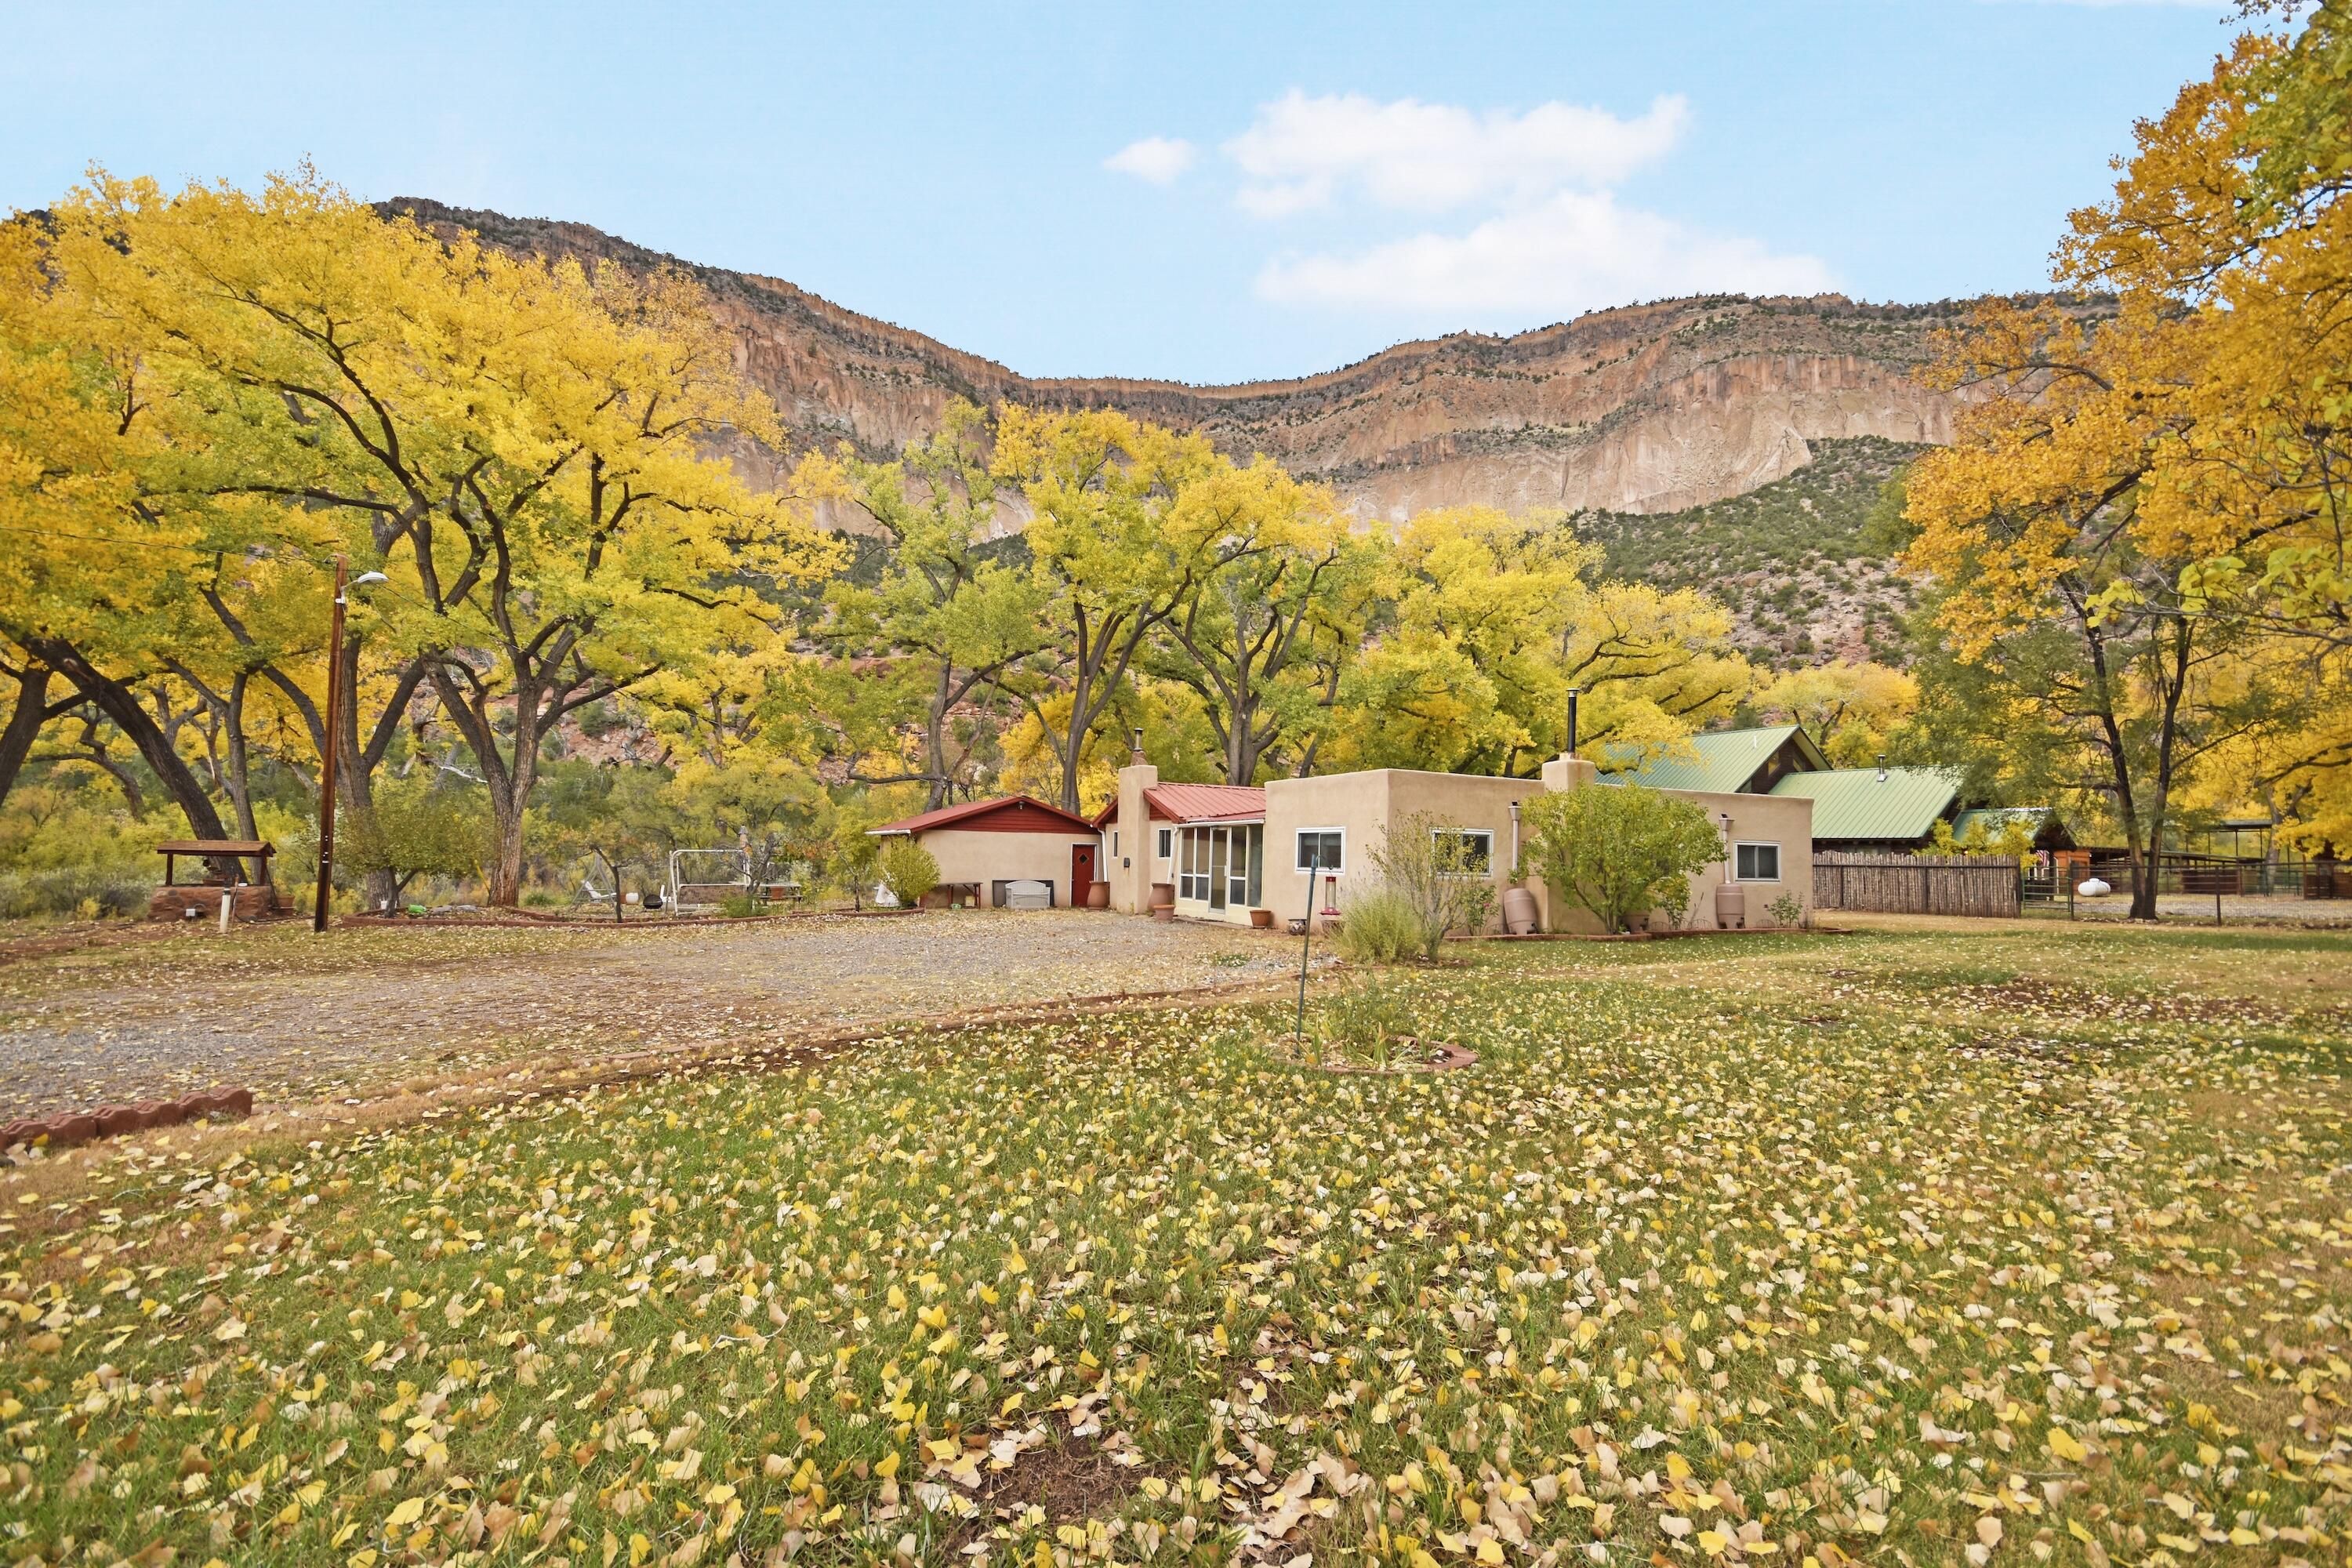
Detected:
left=1604, top=725, right=1816, bottom=794
left=1769, top=766, right=1962, bottom=843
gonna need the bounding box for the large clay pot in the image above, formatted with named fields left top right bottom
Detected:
left=1248, top=907, right=1274, bottom=928
left=1501, top=885, right=1540, bottom=935
left=1149, top=881, right=1175, bottom=911
left=1085, top=880, right=1110, bottom=909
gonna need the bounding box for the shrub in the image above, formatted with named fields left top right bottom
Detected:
left=0, top=864, right=149, bottom=920
left=339, top=782, right=485, bottom=907
left=1522, top=782, right=1725, bottom=934
left=1329, top=887, right=1424, bottom=964
left=1364, top=811, right=1499, bottom=958
left=877, top=839, right=941, bottom=907
left=717, top=891, right=764, bottom=918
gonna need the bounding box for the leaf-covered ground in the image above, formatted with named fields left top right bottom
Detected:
left=4, top=921, right=2349, bottom=1568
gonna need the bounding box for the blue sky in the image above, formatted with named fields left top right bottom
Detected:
left=1, top=1, right=2238, bottom=383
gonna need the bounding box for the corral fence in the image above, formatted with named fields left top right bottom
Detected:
left=2074, top=853, right=2350, bottom=901
left=1813, top=852, right=2022, bottom=917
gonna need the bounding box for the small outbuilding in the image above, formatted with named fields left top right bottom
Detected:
left=867, top=797, right=1103, bottom=909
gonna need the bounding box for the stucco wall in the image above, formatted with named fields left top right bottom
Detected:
left=1654, top=787, right=1815, bottom=931
left=1264, top=769, right=1547, bottom=932
left=906, top=828, right=1099, bottom=908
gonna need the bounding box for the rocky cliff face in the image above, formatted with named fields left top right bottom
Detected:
left=383, top=198, right=1976, bottom=519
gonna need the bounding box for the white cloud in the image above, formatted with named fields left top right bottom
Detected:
left=1225, top=89, right=1689, bottom=217
left=1254, top=189, right=1835, bottom=318
left=1103, top=136, right=1197, bottom=185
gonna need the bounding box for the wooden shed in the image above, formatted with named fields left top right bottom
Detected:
left=867, top=797, right=1104, bottom=909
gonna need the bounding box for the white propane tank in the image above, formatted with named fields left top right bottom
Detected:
left=2076, top=877, right=2111, bottom=898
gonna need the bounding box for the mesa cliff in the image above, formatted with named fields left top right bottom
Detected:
left=383, top=198, right=1977, bottom=519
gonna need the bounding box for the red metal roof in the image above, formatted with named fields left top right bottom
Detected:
left=1093, top=782, right=1269, bottom=827
left=869, top=796, right=1100, bottom=837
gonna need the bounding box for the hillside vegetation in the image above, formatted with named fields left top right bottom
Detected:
left=1577, top=437, right=1923, bottom=667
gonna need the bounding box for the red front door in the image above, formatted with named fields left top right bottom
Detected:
left=1070, top=843, right=1097, bottom=906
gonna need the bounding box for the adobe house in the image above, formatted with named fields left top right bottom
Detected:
left=867, top=796, right=1105, bottom=909
left=1104, top=746, right=1815, bottom=935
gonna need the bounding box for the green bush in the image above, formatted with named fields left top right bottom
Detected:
left=1329, top=887, right=1424, bottom=964
left=0, top=864, right=150, bottom=920
left=717, top=891, right=764, bottom=918
left=877, top=838, right=941, bottom=907
left=1522, top=782, right=1725, bottom=933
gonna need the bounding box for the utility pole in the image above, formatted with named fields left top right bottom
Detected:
left=312, top=556, right=347, bottom=935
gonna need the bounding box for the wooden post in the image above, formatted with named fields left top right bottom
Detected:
left=1294, top=846, right=1321, bottom=1050
left=312, top=556, right=347, bottom=935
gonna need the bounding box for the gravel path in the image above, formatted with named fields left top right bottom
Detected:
left=2059, top=893, right=2352, bottom=924
left=0, top=912, right=1311, bottom=1117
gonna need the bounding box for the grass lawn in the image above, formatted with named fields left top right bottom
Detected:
left=3, top=920, right=2349, bottom=1567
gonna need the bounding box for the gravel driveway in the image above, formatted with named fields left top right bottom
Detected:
left=0, top=911, right=1310, bottom=1117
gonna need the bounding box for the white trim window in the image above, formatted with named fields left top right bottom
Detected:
left=1156, top=827, right=1173, bottom=861
left=1734, top=841, right=1781, bottom=882
left=1295, top=828, right=1345, bottom=874
left=1433, top=827, right=1493, bottom=873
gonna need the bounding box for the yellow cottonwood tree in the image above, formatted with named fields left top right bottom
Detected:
left=991, top=407, right=1227, bottom=813
left=1907, top=5, right=2350, bottom=904
left=31, top=169, right=837, bottom=902
left=1335, top=507, right=1750, bottom=776
left=1751, top=659, right=1920, bottom=766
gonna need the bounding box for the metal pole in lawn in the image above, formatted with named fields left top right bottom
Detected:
left=1294, top=846, right=1320, bottom=1047
left=311, top=556, right=348, bottom=935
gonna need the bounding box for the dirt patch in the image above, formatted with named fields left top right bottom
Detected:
left=975, top=1435, right=1156, bottom=1523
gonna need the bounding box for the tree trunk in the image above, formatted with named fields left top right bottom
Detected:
left=0, top=662, right=56, bottom=812
left=430, top=664, right=546, bottom=907
left=31, top=637, right=233, bottom=843
left=223, top=673, right=260, bottom=841
left=925, top=668, right=953, bottom=811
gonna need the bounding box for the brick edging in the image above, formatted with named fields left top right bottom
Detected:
left=2, top=1087, right=254, bottom=1152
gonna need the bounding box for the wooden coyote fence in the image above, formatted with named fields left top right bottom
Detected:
left=1813, top=852, right=2021, bottom=917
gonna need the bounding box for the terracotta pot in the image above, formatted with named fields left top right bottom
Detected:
left=1501, top=885, right=1541, bottom=935
left=1085, top=880, right=1110, bottom=909
left=1248, top=908, right=1274, bottom=928
left=1149, top=881, right=1174, bottom=909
